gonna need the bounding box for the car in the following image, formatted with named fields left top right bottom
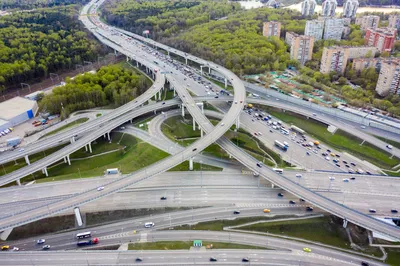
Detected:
left=97, top=186, right=104, bottom=191
left=214, top=96, right=219, bottom=98
left=234, top=101, right=237, bottom=104
left=369, top=209, right=376, bottom=213
left=160, top=196, right=167, bottom=200
left=312, top=113, right=316, bottom=116
left=162, top=102, right=165, bottom=105
left=366, top=171, right=372, bottom=175
left=351, top=162, right=356, bottom=166
left=335, top=164, right=341, bottom=167
left=278, top=193, right=284, bottom=197
left=391, top=209, right=398, bottom=213
left=348, top=169, right=354, bottom=173
left=289, top=200, right=296, bottom=204
left=1, top=245, right=9, bottom=251
left=345, top=164, right=350, bottom=168
left=306, top=206, right=313, bottom=211
left=210, top=257, right=217, bottom=262
left=303, top=247, right=312, bottom=253
left=192, top=148, right=197, bottom=152
left=263, top=209, right=271, bottom=213
left=306, top=151, right=310, bottom=156
left=269, top=130, right=273, bottom=133
left=350, top=177, right=356, bottom=180
left=300, top=198, right=305, bottom=202
left=12, top=247, right=19, bottom=251
left=256, top=162, right=262, bottom=168
left=343, top=160, right=348, bottom=164
left=221, top=123, right=225, bottom=126
left=242, top=257, right=250, bottom=262
left=135, top=258, right=143, bottom=262
left=361, top=262, right=369, bottom=266
left=386, top=145, right=393, bottom=149
left=335, top=154, right=340, bottom=158
left=37, top=239, right=45, bottom=244
left=240, top=100, right=243, bottom=103
left=327, top=149, right=331, bottom=153
left=42, top=245, right=51, bottom=250
left=233, top=210, right=241, bottom=214
left=333, top=159, right=338, bottom=163
left=254, top=132, right=258, bottom=136
left=343, top=178, right=349, bottom=182
left=329, top=176, right=335, bottom=180
left=325, top=156, right=330, bottom=161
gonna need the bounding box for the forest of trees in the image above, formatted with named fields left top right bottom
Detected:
left=39, top=65, right=149, bottom=118
left=0, top=0, right=88, bottom=10
left=0, top=5, right=106, bottom=93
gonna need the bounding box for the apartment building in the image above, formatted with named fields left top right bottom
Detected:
left=320, top=46, right=349, bottom=74
left=305, top=20, right=324, bottom=40
left=376, top=60, right=400, bottom=96
left=301, top=0, right=317, bottom=16
left=323, top=18, right=344, bottom=41
left=290, top=33, right=315, bottom=65
left=355, top=15, right=380, bottom=30
left=321, top=0, right=337, bottom=17
left=285, top=31, right=296, bottom=45
left=365, top=27, right=397, bottom=52
left=388, top=15, right=400, bottom=29
left=263, top=21, right=281, bottom=38
left=352, top=58, right=382, bottom=72
left=346, top=46, right=379, bottom=59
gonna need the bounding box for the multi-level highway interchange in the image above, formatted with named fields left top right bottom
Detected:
left=0, top=0, right=399, bottom=265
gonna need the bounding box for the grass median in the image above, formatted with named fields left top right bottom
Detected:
left=128, top=241, right=266, bottom=250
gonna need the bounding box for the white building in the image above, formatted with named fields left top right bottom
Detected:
left=321, top=0, right=337, bottom=17
left=324, top=18, right=344, bottom=41
left=0, top=97, right=38, bottom=131
left=342, top=0, right=359, bottom=18
left=301, top=0, right=317, bottom=16
left=305, top=20, right=324, bottom=40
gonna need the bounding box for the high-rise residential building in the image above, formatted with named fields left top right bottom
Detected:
left=342, top=0, right=359, bottom=18
left=320, top=46, right=349, bottom=74
left=301, top=0, right=317, bottom=16
left=285, top=32, right=297, bottom=45
left=376, top=60, right=400, bottom=96
left=352, top=58, right=382, bottom=72
left=388, top=15, right=400, bottom=29
left=365, top=28, right=397, bottom=52
left=305, top=20, right=324, bottom=40
left=323, top=18, right=344, bottom=41
left=355, top=15, right=380, bottom=30
left=263, top=21, right=281, bottom=38
left=289, top=33, right=314, bottom=65
left=321, top=0, right=337, bottom=17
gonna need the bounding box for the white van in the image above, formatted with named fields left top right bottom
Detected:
left=144, top=222, right=155, bottom=228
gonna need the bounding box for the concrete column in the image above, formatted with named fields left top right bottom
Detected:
left=158, top=90, right=162, bottom=100
left=181, top=105, right=185, bottom=117
left=88, top=142, right=93, bottom=153
left=85, top=145, right=88, bottom=152
left=189, top=158, right=193, bottom=171
left=201, top=129, right=203, bottom=138
left=200, top=66, right=203, bottom=75
left=343, top=219, right=348, bottom=228
left=70, top=136, right=75, bottom=144
left=64, top=157, right=67, bottom=163
left=146, top=67, right=149, bottom=73
left=114, top=49, right=118, bottom=56
left=67, top=155, right=71, bottom=165
left=229, top=154, right=232, bottom=159
left=236, top=117, right=240, bottom=129
left=271, top=183, right=274, bottom=188
left=43, top=167, right=48, bottom=177
left=107, top=132, right=111, bottom=141
left=173, top=89, right=176, bottom=96
left=167, top=51, right=169, bottom=55
left=154, top=110, right=157, bottom=114
left=224, top=78, right=227, bottom=88
left=201, top=104, right=204, bottom=114
left=136, top=61, right=139, bottom=67
left=126, top=56, right=129, bottom=62
left=24, top=155, right=30, bottom=165
left=209, top=67, right=211, bottom=74
left=16, top=179, right=21, bottom=186
left=193, top=119, right=196, bottom=131
left=185, top=57, right=188, bottom=64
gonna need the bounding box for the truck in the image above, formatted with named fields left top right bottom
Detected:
left=247, top=104, right=253, bottom=109
left=7, top=137, right=21, bottom=147
left=275, top=140, right=288, bottom=151
left=290, top=125, right=305, bottom=135
left=77, top=238, right=99, bottom=246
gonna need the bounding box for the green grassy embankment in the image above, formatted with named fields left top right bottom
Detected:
left=42, top=117, right=89, bottom=137
left=128, top=241, right=266, bottom=250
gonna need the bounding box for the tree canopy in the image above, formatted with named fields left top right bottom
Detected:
left=0, top=5, right=105, bottom=93
left=39, top=65, right=149, bottom=118
left=0, top=0, right=88, bottom=10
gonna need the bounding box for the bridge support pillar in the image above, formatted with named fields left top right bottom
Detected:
left=343, top=218, right=348, bottom=228
left=181, top=105, right=185, bottom=117
left=88, top=142, right=92, bottom=153
left=70, top=136, right=75, bottom=144
left=185, top=57, right=188, bottom=65
left=173, top=89, right=176, bottom=97
left=193, top=119, right=196, bottom=131
left=43, top=167, right=48, bottom=177
left=107, top=132, right=110, bottom=141
left=271, top=183, right=274, bottom=188
left=159, top=90, right=162, bottom=101
left=200, top=66, right=203, bottom=75
left=236, top=117, right=240, bottom=129
left=67, top=155, right=71, bottom=165
left=201, top=104, right=204, bottom=114
left=201, top=129, right=203, bottom=138
left=64, top=157, right=67, bottom=163
left=136, top=61, right=139, bottom=68
left=126, top=56, right=129, bottom=62
left=229, top=154, right=232, bottom=159
left=146, top=67, right=149, bottom=73
left=24, top=155, right=30, bottom=165
left=224, top=78, right=228, bottom=88
left=152, top=73, right=155, bottom=80
left=16, top=179, right=21, bottom=186
left=85, top=145, right=88, bottom=152
left=189, top=158, right=194, bottom=171
left=114, top=49, right=118, bottom=56
left=209, top=67, right=211, bottom=74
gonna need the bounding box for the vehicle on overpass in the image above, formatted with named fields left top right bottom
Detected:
left=274, top=140, right=288, bottom=151
left=76, top=232, right=91, bottom=239
left=77, top=238, right=99, bottom=246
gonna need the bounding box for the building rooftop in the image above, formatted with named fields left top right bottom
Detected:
left=0, top=97, right=37, bottom=121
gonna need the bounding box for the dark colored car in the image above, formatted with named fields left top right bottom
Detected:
left=136, top=258, right=143, bottom=262
left=350, top=177, right=356, bottom=180
left=306, top=206, right=314, bottom=211
left=351, top=162, right=356, bottom=166
left=278, top=193, right=284, bottom=197
left=233, top=210, right=241, bottom=214
left=210, top=257, right=217, bottom=262
left=160, top=196, right=167, bottom=200
left=300, top=198, right=305, bottom=202
left=256, top=162, right=262, bottom=168
left=391, top=209, right=398, bottom=213
left=242, top=257, right=250, bottom=262
left=361, top=262, right=369, bottom=266
left=192, top=148, right=197, bottom=152
left=289, top=200, right=296, bottom=204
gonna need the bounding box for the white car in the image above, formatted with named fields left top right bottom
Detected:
left=37, top=239, right=45, bottom=244
left=12, top=247, right=19, bottom=251
left=387, top=145, right=393, bottom=149
left=97, top=186, right=104, bottom=191
left=329, top=176, right=335, bottom=180
left=343, top=178, right=349, bottom=182
left=325, top=156, right=330, bottom=161
left=221, top=123, right=225, bottom=126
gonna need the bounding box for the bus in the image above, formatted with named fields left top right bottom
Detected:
left=252, top=93, right=260, bottom=98
left=76, top=232, right=91, bottom=239
left=273, top=168, right=284, bottom=174
left=275, top=140, right=288, bottom=151
left=281, top=128, right=289, bottom=135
